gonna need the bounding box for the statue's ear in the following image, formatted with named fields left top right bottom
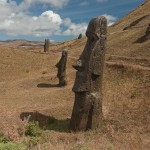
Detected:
left=92, top=56, right=101, bottom=75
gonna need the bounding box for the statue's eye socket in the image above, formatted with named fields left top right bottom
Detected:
left=91, top=35, right=99, bottom=43
left=90, top=37, right=95, bottom=43
left=86, top=32, right=90, bottom=37
left=86, top=32, right=99, bottom=41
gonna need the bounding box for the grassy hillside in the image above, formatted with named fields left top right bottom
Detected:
left=0, top=0, right=150, bottom=150
left=107, top=0, right=150, bottom=57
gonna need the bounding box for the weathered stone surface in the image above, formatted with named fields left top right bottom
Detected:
left=70, top=16, right=107, bottom=131
left=78, top=34, right=82, bottom=39
left=44, top=39, right=50, bottom=52
left=56, top=50, right=68, bottom=86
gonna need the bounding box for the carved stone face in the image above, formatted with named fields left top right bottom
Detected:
left=62, top=50, right=67, bottom=56
left=85, top=17, right=107, bottom=43
left=86, top=18, right=100, bottom=41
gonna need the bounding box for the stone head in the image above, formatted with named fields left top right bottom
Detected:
left=62, top=50, right=68, bottom=56
left=86, top=16, right=107, bottom=41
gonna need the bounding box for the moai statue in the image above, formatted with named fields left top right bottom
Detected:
left=70, top=16, right=107, bottom=131
left=56, top=50, right=68, bottom=86
left=44, top=39, right=50, bottom=52
left=78, top=33, right=82, bottom=39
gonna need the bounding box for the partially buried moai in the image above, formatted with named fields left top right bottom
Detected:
left=78, top=33, right=82, bottom=39
left=70, top=16, right=107, bottom=131
left=56, top=50, right=68, bottom=86
left=44, top=39, right=50, bottom=52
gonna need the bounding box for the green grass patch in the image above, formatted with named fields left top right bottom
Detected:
left=29, top=137, right=41, bottom=147
left=0, top=142, right=27, bottom=150
left=0, top=133, right=10, bottom=144
left=26, top=121, right=42, bottom=137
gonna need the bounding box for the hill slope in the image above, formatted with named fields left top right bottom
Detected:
left=107, top=0, right=150, bottom=57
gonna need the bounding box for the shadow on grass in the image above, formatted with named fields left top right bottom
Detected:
left=20, top=112, right=70, bottom=132
left=134, top=35, right=148, bottom=43
left=37, top=83, right=59, bottom=88
left=26, top=50, right=51, bottom=55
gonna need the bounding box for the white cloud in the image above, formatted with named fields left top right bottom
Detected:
left=0, top=0, right=7, bottom=4
left=97, top=0, right=108, bottom=2
left=0, top=1, right=62, bottom=36
left=0, top=0, right=87, bottom=37
left=0, top=10, right=62, bottom=36
left=0, top=0, right=117, bottom=38
left=80, top=1, right=89, bottom=6
left=63, top=19, right=87, bottom=35
left=41, top=11, right=62, bottom=25
left=102, top=14, right=117, bottom=26
left=19, top=0, right=69, bottom=10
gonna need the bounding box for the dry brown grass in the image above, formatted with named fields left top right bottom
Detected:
left=0, top=42, right=149, bottom=149
left=0, top=1, right=150, bottom=149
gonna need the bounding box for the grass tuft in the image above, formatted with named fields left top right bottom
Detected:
left=25, top=121, right=42, bottom=137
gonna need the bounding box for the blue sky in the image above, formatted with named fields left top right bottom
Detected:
left=0, top=0, right=145, bottom=42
